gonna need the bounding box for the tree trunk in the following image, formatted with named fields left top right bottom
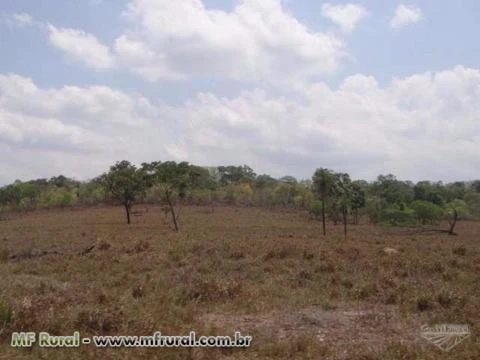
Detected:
left=166, top=191, right=179, bottom=232
left=124, top=203, right=131, bottom=224
left=448, top=210, right=458, bottom=235
left=342, top=208, right=347, bottom=241
left=321, top=198, right=326, bottom=236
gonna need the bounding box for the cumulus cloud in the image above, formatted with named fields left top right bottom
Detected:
left=114, top=0, right=345, bottom=83
left=321, top=3, right=369, bottom=33
left=4, top=1, right=346, bottom=84
left=390, top=4, right=423, bottom=29
left=0, top=73, right=178, bottom=182
left=1, top=66, right=480, bottom=184
left=170, top=66, right=480, bottom=181
left=113, top=35, right=186, bottom=81
left=47, top=24, right=115, bottom=70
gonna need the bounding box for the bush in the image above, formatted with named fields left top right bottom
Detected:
left=189, top=189, right=212, bottom=205
left=411, top=200, right=443, bottom=225
left=377, top=206, right=416, bottom=226
left=0, top=299, right=13, bottom=327
left=446, top=199, right=470, bottom=220
left=310, top=200, right=323, bottom=219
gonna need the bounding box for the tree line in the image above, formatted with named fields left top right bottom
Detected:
left=1, top=161, right=479, bottom=233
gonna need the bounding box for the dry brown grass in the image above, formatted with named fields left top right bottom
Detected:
left=0, top=205, right=479, bottom=359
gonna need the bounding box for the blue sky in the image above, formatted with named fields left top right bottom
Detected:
left=0, top=0, right=479, bottom=184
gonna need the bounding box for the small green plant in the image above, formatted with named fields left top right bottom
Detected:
left=0, top=299, right=13, bottom=327
left=309, top=200, right=323, bottom=220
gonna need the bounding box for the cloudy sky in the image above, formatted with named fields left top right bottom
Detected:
left=1, top=0, right=479, bottom=184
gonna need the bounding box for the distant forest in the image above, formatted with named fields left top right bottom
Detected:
left=1, top=161, right=479, bottom=230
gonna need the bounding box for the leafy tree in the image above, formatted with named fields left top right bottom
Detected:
left=332, top=173, right=352, bottom=240
left=293, top=182, right=314, bottom=210
left=414, top=181, right=445, bottom=206
left=471, top=180, right=480, bottom=193
left=310, top=200, right=323, bottom=220
left=445, top=199, right=469, bottom=219
left=102, top=160, right=146, bottom=224
left=0, top=182, right=40, bottom=211
left=217, top=165, right=256, bottom=186
left=312, top=168, right=335, bottom=235
left=444, top=182, right=467, bottom=201
left=372, top=174, right=414, bottom=206
left=254, top=175, right=278, bottom=189
left=410, top=200, right=443, bottom=225
left=377, top=206, right=416, bottom=226
left=444, top=199, right=469, bottom=235
left=141, top=161, right=195, bottom=231
left=464, top=192, right=480, bottom=219
left=77, top=179, right=105, bottom=206
left=274, top=182, right=296, bottom=206
left=279, top=176, right=297, bottom=185
left=350, top=181, right=367, bottom=225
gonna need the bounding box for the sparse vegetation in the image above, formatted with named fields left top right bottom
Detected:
left=0, top=205, right=478, bottom=359
left=0, top=163, right=478, bottom=359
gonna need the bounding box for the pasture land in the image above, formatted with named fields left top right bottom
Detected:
left=0, top=205, right=479, bottom=359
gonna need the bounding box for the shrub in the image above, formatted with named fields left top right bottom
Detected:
left=310, top=200, right=323, bottom=220
left=0, top=299, right=13, bottom=327
left=410, top=200, right=443, bottom=225
left=377, top=206, right=416, bottom=226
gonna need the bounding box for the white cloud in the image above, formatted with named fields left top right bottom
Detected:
left=1, top=12, right=34, bottom=28
left=321, top=3, right=369, bottom=33
left=6, top=2, right=346, bottom=84
left=390, top=4, right=423, bottom=29
left=115, top=0, right=345, bottom=83
left=113, top=35, right=186, bottom=81
left=172, top=66, right=480, bottom=181
left=47, top=24, right=115, bottom=70
left=1, top=66, right=480, bottom=184
left=0, top=73, right=177, bottom=182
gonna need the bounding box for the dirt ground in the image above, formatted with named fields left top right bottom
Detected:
left=0, top=205, right=479, bottom=359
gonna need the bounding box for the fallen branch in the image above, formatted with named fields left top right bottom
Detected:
left=384, top=227, right=457, bottom=236
left=414, top=229, right=457, bottom=236
left=79, top=245, right=95, bottom=256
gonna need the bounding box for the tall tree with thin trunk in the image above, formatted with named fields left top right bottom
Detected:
left=312, top=168, right=335, bottom=236
left=141, top=161, right=192, bottom=232
left=351, top=181, right=366, bottom=225
left=332, top=173, right=352, bottom=241
left=102, top=161, right=145, bottom=224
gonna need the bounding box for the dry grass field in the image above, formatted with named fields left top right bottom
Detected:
left=0, top=205, right=479, bottom=359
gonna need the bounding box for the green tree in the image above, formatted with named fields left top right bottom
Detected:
left=471, top=180, right=480, bottom=193
left=372, top=174, right=414, bottom=206
left=310, top=200, right=323, bottom=220
left=141, top=161, right=195, bottom=232
left=350, top=181, right=367, bottom=225
left=217, top=165, right=256, bottom=186
left=312, top=168, right=335, bottom=236
left=444, top=199, right=469, bottom=235
left=102, top=160, right=146, bottom=224
left=332, top=173, right=353, bottom=240
left=410, top=200, right=443, bottom=225
left=414, top=181, right=445, bottom=206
